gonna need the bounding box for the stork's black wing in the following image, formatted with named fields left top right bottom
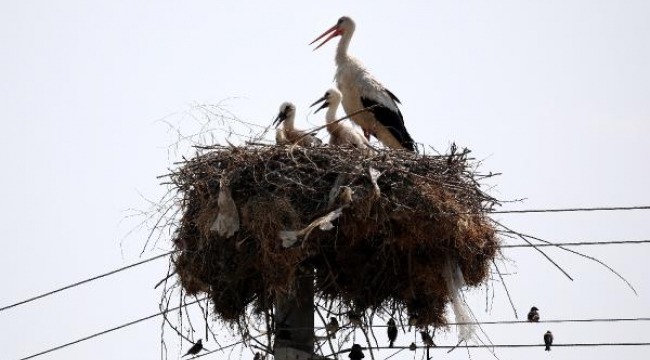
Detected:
left=360, top=96, right=415, bottom=151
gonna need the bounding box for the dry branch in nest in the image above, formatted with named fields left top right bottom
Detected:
left=165, top=144, right=499, bottom=329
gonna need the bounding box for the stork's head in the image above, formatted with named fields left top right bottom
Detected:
left=310, top=16, right=356, bottom=50
left=310, top=88, right=342, bottom=113
left=273, top=102, right=295, bottom=127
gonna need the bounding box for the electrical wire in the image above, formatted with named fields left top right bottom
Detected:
left=282, top=317, right=650, bottom=330
left=0, top=251, right=175, bottom=314
left=2, top=237, right=648, bottom=317
left=502, top=239, right=650, bottom=248
left=326, top=342, right=650, bottom=354
left=16, top=297, right=205, bottom=360
left=194, top=334, right=267, bottom=359
left=14, top=314, right=650, bottom=359
left=489, top=205, right=650, bottom=214
left=3, top=205, right=650, bottom=315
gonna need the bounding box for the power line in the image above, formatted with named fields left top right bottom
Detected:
left=0, top=251, right=174, bottom=314
left=327, top=342, right=650, bottom=354
left=16, top=312, right=650, bottom=360
left=447, top=317, right=650, bottom=326
left=17, top=297, right=205, bottom=360
left=489, top=205, right=650, bottom=214
left=4, top=205, right=648, bottom=315
left=290, top=317, right=650, bottom=330
left=194, top=334, right=267, bottom=359
left=502, top=239, right=650, bottom=248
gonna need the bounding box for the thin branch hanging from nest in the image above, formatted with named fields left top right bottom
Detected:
left=164, top=144, right=500, bottom=330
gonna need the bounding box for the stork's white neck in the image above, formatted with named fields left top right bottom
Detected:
left=336, top=29, right=354, bottom=65
left=325, top=100, right=340, bottom=123
left=284, top=113, right=295, bottom=130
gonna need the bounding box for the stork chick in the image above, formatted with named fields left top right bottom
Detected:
left=273, top=102, right=322, bottom=147
left=311, top=88, right=369, bottom=149
left=311, top=16, right=415, bottom=151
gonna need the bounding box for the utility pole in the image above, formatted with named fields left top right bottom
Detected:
left=274, top=267, right=315, bottom=360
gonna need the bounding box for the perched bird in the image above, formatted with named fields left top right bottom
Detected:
left=420, top=331, right=435, bottom=347
left=311, top=88, right=370, bottom=149
left=407, top=314, right=418, bottom=331
left=408, top=342, right=417, bottom=351
left=544, top=331, right=553, bottom=351
left=326, top=317, right=340, bottom=338
left=183, top=339, right=203, bottom=357
left=387, top=318, right=398, bottom=348
left=273, top=102, right=322, bottom=147
left=528, top=307, right=540, bottom=322
left=253, top=352, right=264, bottom=360
left=348, top=312, right=363, bottom=327
left=311, top=16, right=415, bottom=151
left=349, top=344, right=365, bottom=360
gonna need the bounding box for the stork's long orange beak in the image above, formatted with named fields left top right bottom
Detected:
left=310, top=24, right=343, bottom=50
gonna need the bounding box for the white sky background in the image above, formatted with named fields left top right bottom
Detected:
left=1, top=1, right=649, bottom=359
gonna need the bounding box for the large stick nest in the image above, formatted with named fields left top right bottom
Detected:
left=167, top=145, right=499, bottom=327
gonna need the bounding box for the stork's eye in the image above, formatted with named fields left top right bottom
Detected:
left=337, top=18, right=343, bottom=25
left=325, top=92, right=330, bottom=97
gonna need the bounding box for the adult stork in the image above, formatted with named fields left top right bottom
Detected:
left=273, top=102, right=322, bottom=146
left=310, top=16, right=416, bottom=151
left=311, top=88, right=370, bottom=149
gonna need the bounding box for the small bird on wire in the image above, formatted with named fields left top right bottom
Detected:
left=420, top=331, right=435, bottom=347
left=544, top=330, right=553, bottom=351
left=348, top=312, right=363, bottom=327
left=253, top=352, right=264, bottom=360
left=349, top=344, right=365, bottom=360
left=183, top=339, right=203, bottom=357
left=408, top=342, right=417, bottom=351
left=408, top=313, right=418, bottom=331
left=326, top=317, right=340, bottom=338
left=387, top=318, right=398, bottom=348
left=527, top=307, right=540, bottom=322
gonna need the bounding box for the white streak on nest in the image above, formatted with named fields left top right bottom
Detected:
left=280, top=207, right=344, bottom=248
left=368, top=166, right=381, bottom=199
left=210, top=179, right=240, bottom=238
left=280, top=166, right=380, bottom=248
left=443, top=258, right=476, bottom=343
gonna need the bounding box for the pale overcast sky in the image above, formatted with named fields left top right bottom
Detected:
left=1, top=1, right=649, bottom=360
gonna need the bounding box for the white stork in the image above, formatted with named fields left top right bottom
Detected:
left=310, top=88, right=370, bottom=149
left=272, top=102, right=322, bottom=146
left=310, top=16, right=416, bottom=151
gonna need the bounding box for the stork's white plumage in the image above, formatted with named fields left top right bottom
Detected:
left=310, top=16, right=415, bottom=151
left=273, top=102, right=322, bottom=147
left=275, top=128, right=289, bottom=145
left=311, top=88, right=370, bottom=149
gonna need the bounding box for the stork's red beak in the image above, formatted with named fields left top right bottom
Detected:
left=310, top=24, right=343, bottom=50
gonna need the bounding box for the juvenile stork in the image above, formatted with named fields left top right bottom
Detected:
left=273, top=102, right=322, bottom=146
left=311, top=88, right=370, bottom=149
left=310, top=16, right=415, bottom=151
